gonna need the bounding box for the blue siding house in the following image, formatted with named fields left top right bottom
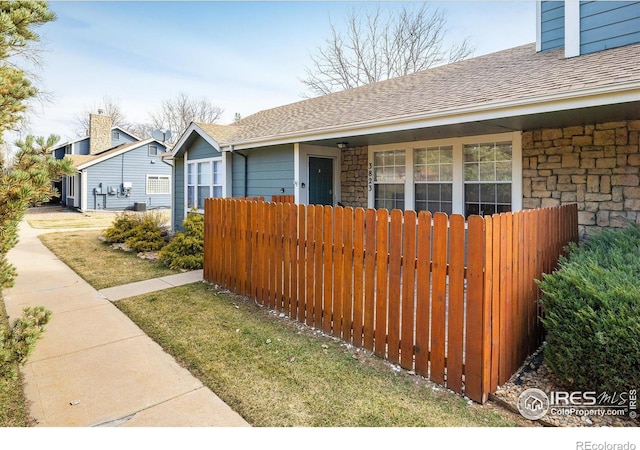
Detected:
left=66, top=139, right=171, bottom=212
left=169, top=1, right=640, bottom=237
left=56, top=112, right=171, bottom=212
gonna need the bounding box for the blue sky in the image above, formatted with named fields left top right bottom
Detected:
left=24, top=1, right=537, bottom=143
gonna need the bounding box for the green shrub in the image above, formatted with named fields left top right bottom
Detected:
left=125, top=216, right=165, bottom=252
left=158, top=213, right=204, bottom=270
left=1, top=307, right=51, bottom=380
left=103, top=213, right=141, bottom=243
left=538, top=224, right=640, bottom=393
left=104, top=211, right=168, bottom=252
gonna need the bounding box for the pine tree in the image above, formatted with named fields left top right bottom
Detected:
left=0, top=135, right=74, bottom=288
left=0, top=1, right=56, bottom=140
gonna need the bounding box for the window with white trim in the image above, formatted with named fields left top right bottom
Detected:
left=187, top=159, right=222, bottom=210
left=414, top=146, right=453, bottom=215
left=373, top=149, right=405, bottom=210
left=369, top=133, right=521, bottom=216
left=463, top=141, right=512, bottom=217
left=146, top=175, right=170, bottom=195
left=67, top=175, right=75, bottom=197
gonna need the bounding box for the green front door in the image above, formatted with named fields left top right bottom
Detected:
left=309, top=157, right=333, bottom=206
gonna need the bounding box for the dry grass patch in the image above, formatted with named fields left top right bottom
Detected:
left=39, top=230, right=179, bottom=290
left=27, top=215, right=116, bottom=229
left=26, top=207, right=170, bottom=230
left=116, top=283, right=530, bottom=427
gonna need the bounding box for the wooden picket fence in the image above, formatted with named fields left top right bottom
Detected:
left=271, top=195, right=295, bottom=203
left=203, top=199, right=578, bottom=403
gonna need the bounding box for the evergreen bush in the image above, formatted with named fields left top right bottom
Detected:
left=125, top=216, right=165, bottom=252
left=0, top=307, right=51, bottom=380
left=538, top=224, right=640, bottom=393
left=158, top=213, right=204, bottom=270
left=103, top=213, right=140, bottom=243
left=104, top=211, right=168, bottom=252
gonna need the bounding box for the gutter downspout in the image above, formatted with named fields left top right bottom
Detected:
left=233, top=148, right=248, bottom=198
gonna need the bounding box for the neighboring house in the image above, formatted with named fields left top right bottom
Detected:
left=57, top=112, right=171, bottom=211
left=51, top=113, right=140, bottom=204
left=168, top=1, right=640, bottom=237
left=51, top=127, right=139, bottom=161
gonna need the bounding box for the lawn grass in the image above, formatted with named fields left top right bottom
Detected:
left=26, top=208, right=170, bottom=230
left=26, top=216, right=116, bottom=229
left=0, top=298, right=32, bottom=427
left=116, top=283, right=529, bottom=427
left=39, top=230, right=179, bottom=290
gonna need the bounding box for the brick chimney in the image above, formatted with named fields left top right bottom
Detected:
left=89, top=111, right=112, bottom=154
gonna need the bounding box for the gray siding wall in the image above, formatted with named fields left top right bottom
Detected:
left=580, top=1, right=640, bottom=54
left=540, top=1, right=565, bottom=51
left=232, top=144, right=294, bottom=199
left=53, top=148, right=65, bottom=160
left=187, top=135, right=221, bottom=160
left=173, top=157, right=185, bottom=230
left=111, top=129, right=138, bottom=147
left=75, top=139, right=90, bottom=155
left=84, top=142, right=171, bottom=211
left=171, top=135, right=219, bottom=230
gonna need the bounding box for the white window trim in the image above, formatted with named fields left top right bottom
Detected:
left=564, top=0, right=580, bottom=58
left=183, top=152, right=225, bottom=216
left=146, top=174, right=171, bottom=195
left=368, top=131, right=522, bottom=214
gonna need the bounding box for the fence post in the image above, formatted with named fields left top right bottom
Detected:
left=400, top=210, right=417, bottom=371
left=464, top=215, right=489, bottom=403
left=414, top=211, right=432, bottom=378
left=374, top=208, right=389, bottom=359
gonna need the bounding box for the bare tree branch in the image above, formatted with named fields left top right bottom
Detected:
left=301, top=4, right=474, bottom=97
left=72, top=95, right=130, bottom=137
left=148, top=92, right=223, bottom=146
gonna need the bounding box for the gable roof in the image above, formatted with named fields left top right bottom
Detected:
left=52, top=126, right=140, bottom=152
left=170, top=122, right=230, bottom=158
left=195, top=42, right=640, bottom=149
left=66, top=138, right=163, bottom=170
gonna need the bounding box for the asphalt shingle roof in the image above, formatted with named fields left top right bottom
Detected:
left=198, top=42, right=640, bottom=145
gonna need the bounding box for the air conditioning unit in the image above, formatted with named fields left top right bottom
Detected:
left=133, top=202, right=146, bottom=212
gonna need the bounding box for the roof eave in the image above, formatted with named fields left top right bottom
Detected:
left=227, top=80, right=640, bottom=150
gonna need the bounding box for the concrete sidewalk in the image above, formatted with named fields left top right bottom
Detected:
left=98, top=270, right=204, bottom=301
left=3, top=222, right=249, bottom=427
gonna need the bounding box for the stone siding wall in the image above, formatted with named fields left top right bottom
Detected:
left=522, top=119, right=640, bottom=237
left=89, top=113, right=112, bottom=155
left=340, top=146, right=368, bottom=208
